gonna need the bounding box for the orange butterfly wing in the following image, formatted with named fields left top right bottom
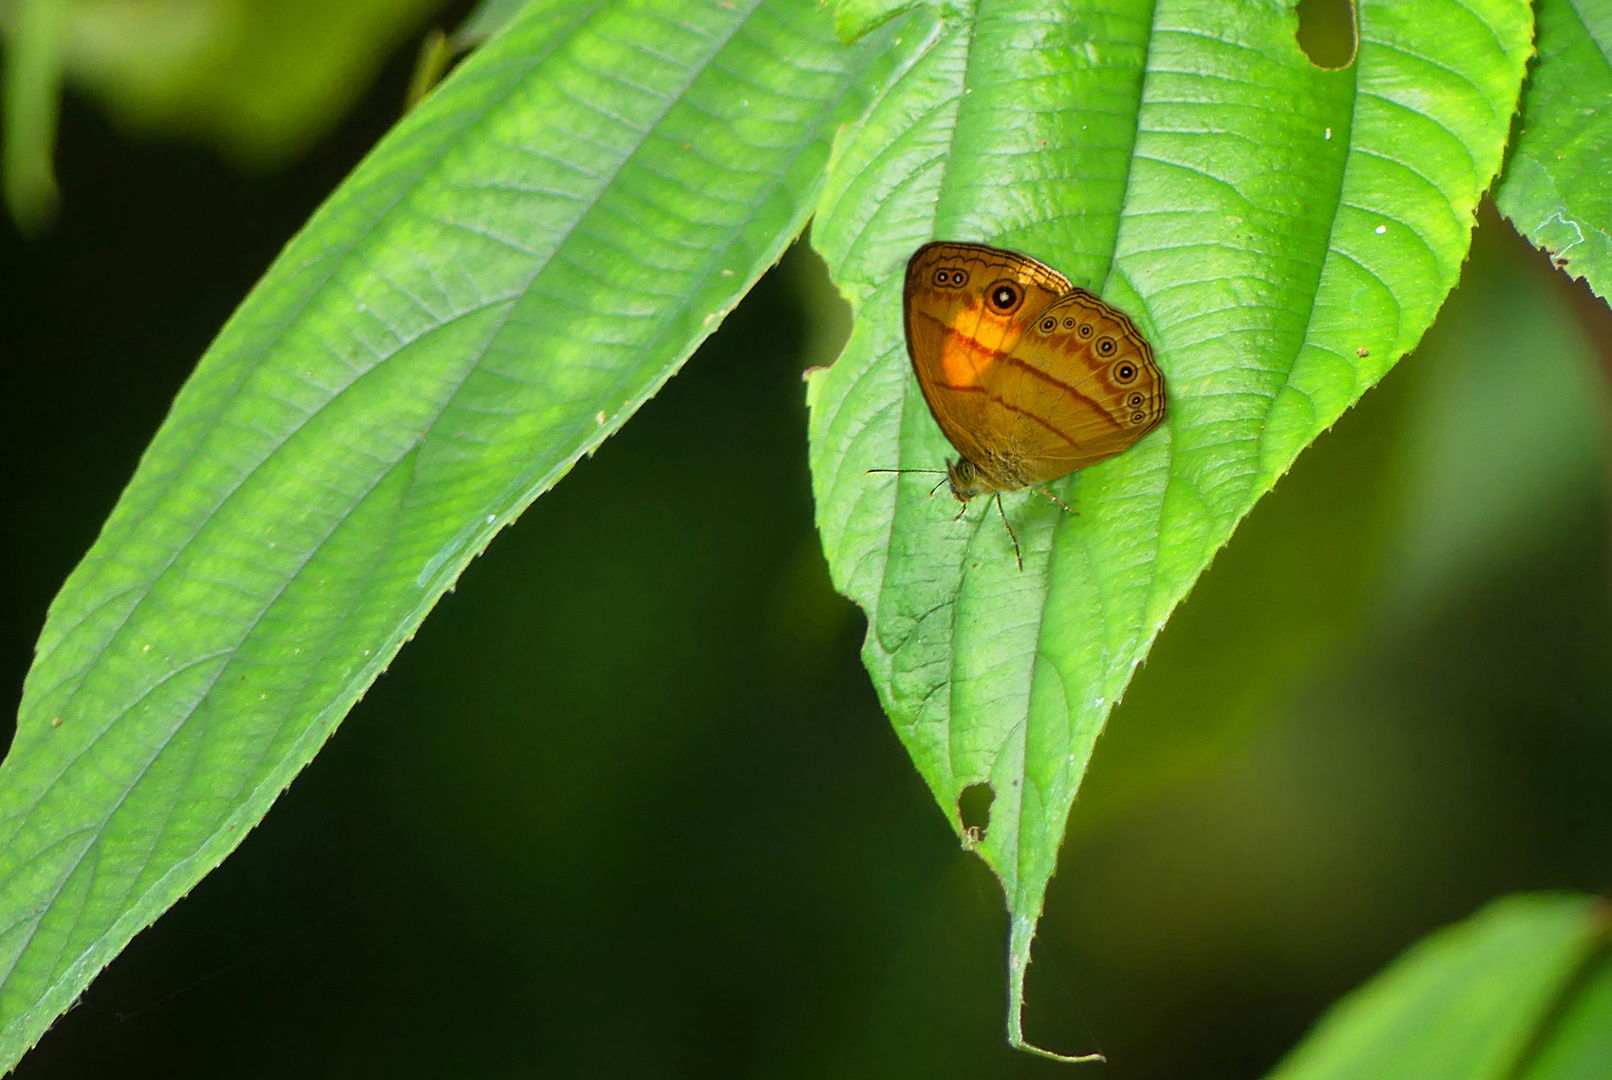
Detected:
left=903, top=242, right=1165, bottom=490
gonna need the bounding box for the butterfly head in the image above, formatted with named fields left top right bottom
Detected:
left=945, top=458, right=978, bottom=502
left=946, top=456, right=1020, bottom=501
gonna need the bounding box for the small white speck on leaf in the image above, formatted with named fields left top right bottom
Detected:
left=51, top=717, right=61, bottom=727
left=595, top=411, right=607, bottom=424
left=721, top=269, right=734, bottom=277
left=142, top=644, right=150, bottom=652
left=1324, top=127, right=1332, bottom=139
left=486, top=514, right=495, bottom=524
left=1375, top=225, right=1387, bottom=234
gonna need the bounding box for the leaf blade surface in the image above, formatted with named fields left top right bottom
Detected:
left=806, top=0, right=1532, bottom=1049
left=0, top=0, right=899, bottom=1065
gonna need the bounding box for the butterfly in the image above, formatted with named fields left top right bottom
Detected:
left=883, top=241, right=1166, bottom=566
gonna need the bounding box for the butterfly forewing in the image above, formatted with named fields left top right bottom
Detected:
left=904, top=243, right=1070, bottom=473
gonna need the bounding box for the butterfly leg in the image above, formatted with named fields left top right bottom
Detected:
left=995, top=493, right=1023, bottom=571
left=1030, top=484, right=1079, bottom=516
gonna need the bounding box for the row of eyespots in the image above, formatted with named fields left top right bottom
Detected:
left=1036, top=314, right=1111, bottom=345
left=933, top=267, right=969, bottom=287
left=1037, top=314, right=1129, bottom=359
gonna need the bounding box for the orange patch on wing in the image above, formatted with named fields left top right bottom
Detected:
left=940, top=303, right=1007, bottom=389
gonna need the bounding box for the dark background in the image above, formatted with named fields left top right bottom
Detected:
left=4, top=10, right=1611, bottom=1079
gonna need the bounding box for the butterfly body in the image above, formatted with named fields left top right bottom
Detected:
left=903, top=242, right=1166, bottom=504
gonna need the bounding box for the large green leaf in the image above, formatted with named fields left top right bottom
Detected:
left=1496, top=0, right=1612, bottom=302
left=1265, top=893, right=1607, bottom=1080
left=0, top=0, right=905, bottom=1067
left=806, top=0, right=1531, bottom=1054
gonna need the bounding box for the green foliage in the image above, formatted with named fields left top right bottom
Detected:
left=0, top=0, right=902, bottom=1067
left=806, top=0, right=1531, bottom=1049
left=1520, top=951, right=1612, bottom=1080
left=832, top=0, right=938, bottom=43
left=1497, top=0, right=1612, bottom=301
left=454, top=0, right=535, bottom=46
left=4, top=0, right=1612, bottom=1068
left=1265, top=894, right=1609, bottom=1080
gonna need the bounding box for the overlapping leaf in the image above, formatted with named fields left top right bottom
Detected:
left=1496, top=0, right=1612, bottom=301
left=0, top=0, right=907, bottom=1067
left=806, top=0, right=1531, bottom=1051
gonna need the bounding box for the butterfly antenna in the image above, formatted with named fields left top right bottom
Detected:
left=1031, top=485, right=1079, bottom=516
left=996, top=494, right=1023, bottom=571
left=929, top=476, right=949, bottom=499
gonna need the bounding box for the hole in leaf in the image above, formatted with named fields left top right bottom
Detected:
left=958, top=783, right=994, bottom=842
left=1295, top=0, right=1358, bottom=69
